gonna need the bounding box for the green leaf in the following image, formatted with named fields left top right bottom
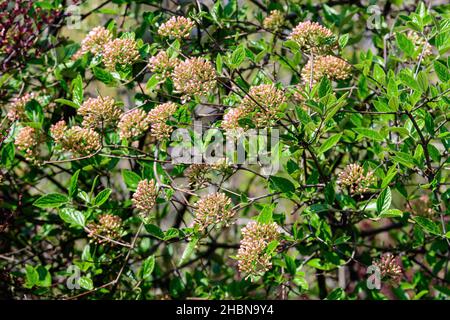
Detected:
left=318, top=133, right=342, bottom=154
left=146, top=74, right=159, bottom=91
left=381, top=166, right=397, bottom=189
left=269, top=176, right=295, bottom=194
left=1, top=142, right=15, bottom=168
left=33, top=193, right=69, bottom=208
left=93, top=188, right=112, bottom=207
left=285, top=255, right=297, bottom=276
left=326, top=287, right=345, bottom=300
left=79, top=277, right=93, bottom=290
left=379, top=209, right=403, bottom=218
left=139, top=255, right=155, bottom=280
left=354, top=128, right=384, bottom=141
left=68, top=169, right=80, bottom=198
left=59, top=208, right=85, bottom=228
left=229, top=45, right=245, bottom=68
left=257, top=204, right=275, bottom=224
left=396, top=33, right=414, bottom=57
left=377, top=187, right=391, bottom=214
left=338, top=34, right=349, bottom=49
left=392, top=151, right=415, bottom=169
left=25, top=265, right=38, bottom=288
left=399, top=72, right=420, bottom=91
left=72, top=74, right=83, bottom=106
left=54, top=98, right=80, bottom=109
left=413, top=216, right=441, bottom=236
left=216, top=53, right=223, bottom=74
left=92, top=67, right=115, bottom=85
left=434, top=61, right=449, bottom=82
left=179, top=237, right=199, bottom=266
left=122, top=170, right=141, bottom=191
left=318, top=76, right=331, bottom=97
left=145, top=224, right=165, bottom=239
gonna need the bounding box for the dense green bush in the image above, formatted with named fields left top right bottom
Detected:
left=0, top=0, right=449, bottom=300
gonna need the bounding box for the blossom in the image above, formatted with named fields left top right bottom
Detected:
left=221, top=106, right=249, bottom=136
left=148, top=50, right=180, bottom=79
left=147, top=102, right=178, bottom=140
left=50, top=120, right=102, bottom=155
left=263, top=10, right=284, bottom=30
left=7, top=92, right=37, bottom=121
left=80, top=26, right=112, bottom=56
left=118, top=108, right=150, bottom=140
left=236, top=221, right=280, bottom=277
left=158, top=16, right=195, bottom=39
left=87, top=214, right=123, bottom=245
left=15, top=126, right=40, bottom=160
left=172, top=57, right=216, bottom=101
left=78, top=96, right=122, bottom=128
left=193, top=193, right=235, bottom=233
left=407, top=31, right=433, bottom=57
left=288, top=21, right=335, bottom=54
left=102, top=38, right=140, bottom=70
left=132, top=179, right=158, bottom=217
left=373, top=253, right=402, bottom=284
left=338, top=163, right=375, bottom=194
left=301, top=55, right=352, bottom=86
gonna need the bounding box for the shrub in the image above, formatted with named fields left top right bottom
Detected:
left=0, top=0, right=449, bottom=300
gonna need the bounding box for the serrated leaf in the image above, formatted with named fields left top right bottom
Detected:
left=54, top=98, right=80, bottom=109
left=396, top=33, right=414, bottom=57
left=72, top=74, right=83, bottom=106
left=122, top=170, right=141, bottom=191
left=257, top=204, right=275, bottom=224
left=381, top=166, right=397, bottom=189
left=69, top=169, right=80, bottom=198
left=318, top=133, right=342, bottom=154
left=33, top=193, right=68, bottom=208
left=59, top=208, right=85, bottom=228
left=93, top=188, right=112, bottom=207
left=354, top=128, right=384, bottom=141
left=140, top=255, right=155, bottom=280
left=413, top=216, right=441, bottom=236
left=79, top=277, right=93, bottom=290
left=379, top=209, right=403, bottom=218
left=179, top=237, right=199, bottom=266
left=434, top=61, right=449, bottom=82
left=92, top=67, right=115, bottom=85
left=377, top=187, right=391, bottom=214
left=269, top=176, right=295, bottom=194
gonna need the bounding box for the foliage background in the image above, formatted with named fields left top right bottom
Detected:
left=0, top=0, right=449, bottom=300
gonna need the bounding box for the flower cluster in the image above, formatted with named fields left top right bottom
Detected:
left=148, top=102, right=178, bottom=140
left=118, top=109, right=150, bottom=140
left=240, top=84, right=285, bottom=127
left=301, top=55, right=352, bottom=86
left=132, top=179, right=159, bottom=218
left=185, top=164, right=212, bottom=188
left=172, top=57, right=216, bottom=101
left=263, top=10, right=284, bottom=30
left=78, top=96, right=122, bottom=128
left=338, top=163, right=375, bottom=194
left=237, top=221, right=280, bottom=277
left=7, top=92, right=37, bottom=121
left=288, top=21, right=335, bottom=54
left=14, top=126, right=40, bottom=160
left=79, top=26, right=112, bottom=56
left=87, top=214, right=123, bottom=245
left=407, top=31, right=433, bottom=57
left=50, top=120, right=102, bottom=155
left=158, top=16, right=195, bottom=39
left=102, top=38, right=140, bottom=71
left=373, top=253, right=402, bottom=284
left=222, top=84, right=285, bottom=133
left=193, top=193, right=235, bottom=233
left=148, top=50, right=180, bottom=79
